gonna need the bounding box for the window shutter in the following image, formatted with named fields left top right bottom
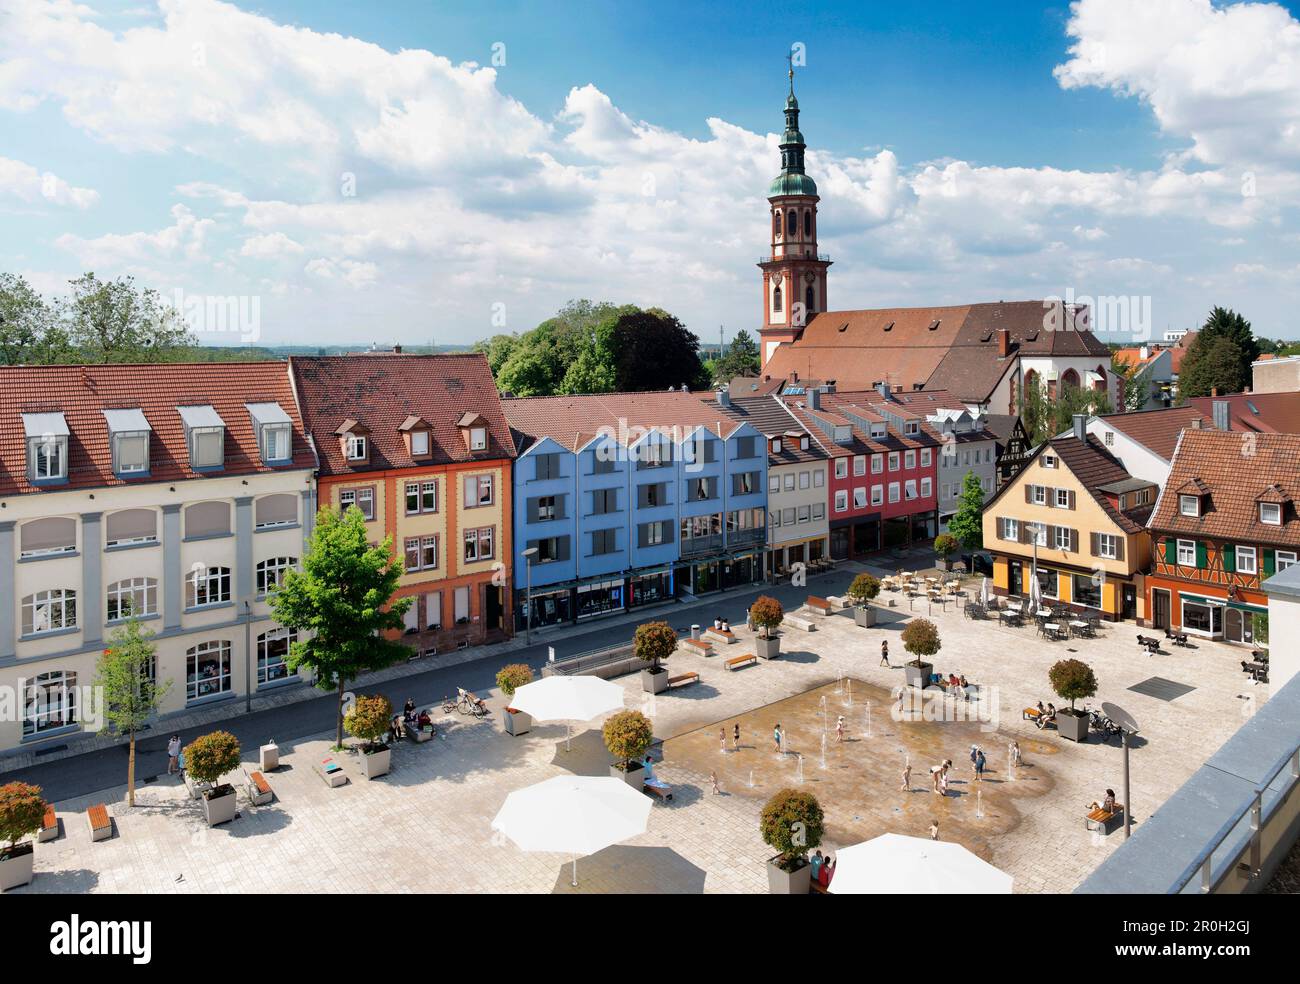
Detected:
left=1195, top=541, right=1208, bottom=568
left=1045, top=488, right=1054, bottom=508
left=1264, top=549, right=1276, bottom=577
left=1071, top=529, right=1079, bottom=553
left=1222, top=544, right=1235, bottom=573
left=637, top=524, right=649, bottom=548
left=1114, top=537, right=1124, bottom=562
left=553, top=495, right=566, bottom=521
left=1024, top=485, right=1032, bottom=504
left=1068, top=490, right=1077, bottom=510
left=1089, top=531, right=1100, bottom=557
left=526, top=497, right=539, bottom=521
left=1163, top=538, right=1174, bottom=563
left=557, top=536, right=570, bottom=562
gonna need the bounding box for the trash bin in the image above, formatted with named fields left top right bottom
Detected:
left=691, top=624, right=700, bottom=640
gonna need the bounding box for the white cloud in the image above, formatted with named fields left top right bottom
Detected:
left=0, top=156, right=98, bottom=208
left=304, top=257, right=379, bottom=289
left=55, top=203, right=212, bottom=267
left=239, top=231, right=304, bottom=258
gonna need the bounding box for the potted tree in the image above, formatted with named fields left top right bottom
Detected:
left=760, top=788, right=824, bottom=894
left=751, top=595, right=785, bottom=659
left=184, top=731, right=242, bottom=827
left=934, top=533, right=958, bottom=572
left=635, top=621, right=676, bottom=694
left=0, top=782, right=46, bottom=892
left=846, top=573, right=881, bottom=627
left=1049, top=658, right=1097, bottom=743
left=603, top=710, right=654, bottom=790
left=345, top=694, right=394, bottom=778
left=901, top=618, right=941, bottom=689
left=497, top=663, right=534, bottom=735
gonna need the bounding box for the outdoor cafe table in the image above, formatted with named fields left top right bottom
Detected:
left=1069, top=619, right=1090, bottom=636
left=1045, top=621, right=1063, bottom=637
left=999, top=610, right=1019, bottom=623
left=1036, top=608, right=1052, bottom=618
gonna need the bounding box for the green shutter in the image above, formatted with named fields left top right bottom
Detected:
left=1163, top=538, right=1174, bottom=563
left=1195, top=541, right=1208, bottom=568
left=1222, top=544, right=1235, bottom=573
left=1264, top=549, right=1276, bottom=577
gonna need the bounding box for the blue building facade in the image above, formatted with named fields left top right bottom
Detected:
left=505, top=397, right=768, bottom=630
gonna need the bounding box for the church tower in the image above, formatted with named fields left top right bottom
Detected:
left=758, top=62, right=831, bottom=366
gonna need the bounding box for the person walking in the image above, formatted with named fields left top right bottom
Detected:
left=835, top=715, right=845, bottom=743
left=773, top=723, right=783, bottom=753
left=719, top=726, right=726, bottom=753
left=1009, top=740, right=1022, bottom=768
left=901, top=764, right=912, bottom=791
left=710, top=770, right=720, bottom=795
left=733, top=722, right=741, bottom=750
left=969, top=744, right=979, bottom=774
left=975, top=748, right=987, bottom=780
left=929, top=819, right=940, bottom=841
left=879, top=639, right=890, bottom=667
left=167, top=734, right=181, bottom=775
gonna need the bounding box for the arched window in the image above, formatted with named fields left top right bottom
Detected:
left=805, top=284, right=816, bottom=313
left=804, top=209, right=813, bottom=237
left=19, top=517, right=76, bottom=558
left=256, top=556, right=298, bottom=594
left=772, top=211, right=781, bottom=238
left=185, top=500, right=231, bottom=538
left=255, top=494, right=297, bottom=530
left=22, top=589, right=76, bottom=635
left=186, top=566, right=231, bottom=608
left=105, top=508, right=156, bottom=547
left=786, top=210, right=797, bottom=236
left=257, top=627, right=297, bottom=687
left=107, top=577, right=157, bottom=621
left=1061, top=368, right=1080, bottom=390
left=1093, top=365, right=1108, bottom=392
left=773, top=281, right=783, bottom=313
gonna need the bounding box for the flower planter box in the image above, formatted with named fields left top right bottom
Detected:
left=610, top=760, right=645, bottom=791
left=1057, top=710, right=1089, bottom=743
left=642, top=668, right=669, bottom=694
left=202, top=785, right=238, bottom=827
left=756, top=636, right=781, bottom=660
left=853, top=606, right=877, bottom=628
left=503, top=708, right=532, bottom=736
left=358, top=744, right=391, bottom=780
left=904, top=661, right=934, bottom=690
left=0, top=844, right=35, bottom=892
left=766, top=856, right=812, bottom=895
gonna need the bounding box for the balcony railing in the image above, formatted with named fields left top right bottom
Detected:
left=727, top=528, right=767, bottom=548
left=680, top=534, right=724, bottom=557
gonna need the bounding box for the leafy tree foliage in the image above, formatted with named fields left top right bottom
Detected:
left=760, top=789, right=824, bottom=870
left=946, top=470, right=986, bottom=552
left=95, top=619, right=172, bottom=807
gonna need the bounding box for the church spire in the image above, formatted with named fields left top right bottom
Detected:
left=770, top=56, right=815, bottom=197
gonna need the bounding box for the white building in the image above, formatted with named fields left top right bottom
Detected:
left=0, top=364, right=316, bottom=756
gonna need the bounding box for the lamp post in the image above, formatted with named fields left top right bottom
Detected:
left=243, top=599, right=253, bottom=713
left=1102, top=702, right=1141, bottom=840
left=522, top=547, right=538, bottom=646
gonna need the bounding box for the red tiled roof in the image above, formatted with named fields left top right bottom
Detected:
left=1098, top=405, right=1208, bottom=461
left=1150, top=429, right=1300, bottom=548
left=290, top=354, right=515, bottom=475
left=0, top=362, right=314, bottom=496
left=710, top=395, right=827, bottom=465
left=1048, top=434, right=1151, bottom=534
left=1188, top=392, right=1300, bottom=434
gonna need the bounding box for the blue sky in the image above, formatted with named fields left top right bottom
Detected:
left=4, top=0, right=1300, bottom=347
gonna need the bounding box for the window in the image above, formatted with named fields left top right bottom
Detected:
left=187, top=640, right=232, bottom=702
left=1104, top=430, right=1114, bottom=446
left=186, top=566, right=231, bottom=608
left=339, top=486, right=375, bottom=521
left=257, top=628, right=296, bottom=686
left=454, top=586, right=471, bottom=623
left=1072, top=573, right=1102, bottom=609
left=591, top=488, right=618, bottom=514
left=734, top=436, right=758, bottom=459
left=28, top=435, right=68, bottom=481
left=425, top=591, right=443, bottom=629
left=464, top=526, right=494, bottom=562
left=920, top=449, right=931, bottom=467
left=106, top=577, right=157, bottom=621
left=1054, top=526, right=1073, bottom=551
left=638, top=482, right=667, bottom=508
left=259, top=424, right=290, bottom=463
left=1236, top=545, right=1258, bottom=575
left=1031, top=523, right=1047, bottom=547
left=797, top=505, right=811, bottom=524
left=639, top=521, right=670, bottom=546
left=255, top=494, right=297, bottom=529
left=22, top=589, right=77, bottom=635
left=464, top=474, right=494, bottom=507
left=835, top=458, right=848, bottom=479
left=346, top=434, right=367, bottom=461
left=834, top=490, right=848, bottom=512
left=1096, top=534, right=1117, bottom=560
left=112, top=432, right=150, bottom=475
left=773, top=282, right=783, bottom=312
left=421, top=537, right=440, bottom=571
left=1277, top=551, right=1298, bottom=571
left=1036, top=568, right=1057, bottom=599
left=256, top=556, right=297, bottom=594
left=105, top=509, right=157, bottom=547
left=733, top=472, right=758, bottom=496
left=24, top=671, right=77, bottom=738
left=771, top=437, right=782, bottom=454
left=592, top=450, right=616, bottom=475
left=688, top=477, right=714, bottom=501
left=871, top=454, right=883, bottom=474
left=410, top=430, right=430, bottom=457
left=920, top=478, right=932, bottom=498
left=591, top=529, right=617, bottom=555
left=871, top=485, right=883, bottom=506
left=190, top=428, right=225, bottom=468
left=535, top=496, right=558, bottom=521
left=904, top=480, right=917, bottom=501
left=770, top=509, right=781, bottom=528
left=888, top=452, right=900, bottom=471
left=853, top=455, right=866, bottom=476
left=1042, top=455, right=1057, bottom=469
left=904, top=450, right=916, bottom=470
left=533, top=536, right=567, bottom=563
left=1031, top=485, right=1046, bottom=505
left=534, top=453, right=560, bottom=481
left=888, top=482, right=900, bottom=503
left=185, top=500, right=231, bottom=538
left=853, top=487, right=867, bottom=509
left=19, top=518, right=76, bottom=558
left=783, top=473, right=795, bottom=491
left=904, top=421, right=920, bottom=436
left=1179, top=495, right=1199, bottom=517
left=799, top=471, right=810, bottom=490
left=1260, top=502, right=1282, bottom=526
left=1000, top=518, right=1019, bottom=542
left=1176, top=539, right=1196, bottom=566
left=769, top=475, right=780, bottom=494
left=812, top=502, right=825, bottom=521
left=1056, top=489, right=1071, bottom=509
left=470, top=427, right=487, bottom=451
left=814, top=470, right=825, bottom=487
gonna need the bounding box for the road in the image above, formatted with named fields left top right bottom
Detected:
left=6, top=567, right=865, bottom=802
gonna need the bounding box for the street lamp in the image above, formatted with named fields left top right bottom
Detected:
left=521, top=547, right=539, bottom=645
left=243, top=599, right=253, bottom=713
left=1102, top=702, right=1141, bottom=839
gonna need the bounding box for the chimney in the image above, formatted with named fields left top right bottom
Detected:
left=716, top=389, right=731, bottom=408
left=1190, top=417, right=1202, bottom=429
left=791, top=371, right=799, bottom=382
left=997, top=328, right=1010, bottom=358
left=1072, top=413, right=1087, bottom=442
left=875, top=381, right=891, bottom=401
left=392, top=344, right=403, bottom=354
left=1212, top=400, right=1230, bottom=432
left=1210, top=386, right=1218, bottom=397
left=808, top=387, right=821, bottom=411
left=1139, top=344, right=1149, bottom=360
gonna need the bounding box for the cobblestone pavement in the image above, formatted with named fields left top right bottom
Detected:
left=14, top=589, right=1264, bottom=894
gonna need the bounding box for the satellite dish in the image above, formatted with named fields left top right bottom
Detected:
left=1102, top=702, right=1140, bottom=735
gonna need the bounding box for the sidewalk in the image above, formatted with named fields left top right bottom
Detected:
left=1, top=561, right=864, bottom=775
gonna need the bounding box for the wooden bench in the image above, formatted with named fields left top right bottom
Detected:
left=1022, top=707, right=1042, bottom=721
left=725, top=653, right=758, bottom=672
left=87, top=803, right=112, bottom=842
left=313, top=757, right=348, bottom=788
left=1085, top=804, right=1124, bottom=834
left=38, top=805, right=59, bottom=842
left=247, top=771, right=274, bottom=806
left=678, top=637, right=713, bottom=657
left=667, top=672, right=700, bottom=689
left=702, top=627, right=737, bottom=645
left=644, top=784, right=673, bottom=802
left=806, top=595, right=833, bottom=615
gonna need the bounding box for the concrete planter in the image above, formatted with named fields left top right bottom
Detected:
left=0, top=845, right=35, bottom=892
left=1057, top=710, right=1089, bottom=743
left=756, top=636, right=781, bottom=660
left=610, top=760, right=645, bottom=791
left=184, top=773, right=214, bottom=800
left=503, top=708, right=532, bottom=736
left=642, top=668, right=669, bottom=694
left=766, top=856, right=812, bottom=895
left=202, top=785, right=238, bottom=827
left=854, top=606, right=877, bottom=628
left=358, top=744, right=391, bottom=780
left=904, top=661, right=934, bottom=689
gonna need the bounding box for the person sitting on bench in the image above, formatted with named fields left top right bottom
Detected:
left=1036, top=703, right=1057, bottom=729
left=713, top=616, right=723, bottom=631
left=416, top=709, right=433, bottom=733
left=948, top=673, right=961, bottom=688
left=720, top=617, right=730, bottom=632
left=403, top=698, right=417, bottom=722
left=1088, top=789, right=1117, bottom=814
left=389, top=715, right=406, bottom=742
left=642, top=753, right=672, bottom=793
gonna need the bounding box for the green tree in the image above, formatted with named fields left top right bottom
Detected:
left=1021, top=378, right=1112, bottom=445
left=712, top=329, right=761, bottom=384
left=473, top=333, right=520, bottom=376
left=0, top=782, right=47, bottom=857
left=0, top=273, right=69, bottom=364
left=946, top=470, right=986, bottom=552
left=1179, top=334, right=1246, bottom=399
left=760, top=789, right=824, bottom=872
left=560, top=339, right=616, bottom=393
left=269, top=506, right=413, bottom=749
left=62, top=273, right=195, bottom=363
left=609, top=309, right=708, bottom=391
left=496, top=325, right=564, bottom=396
left=94, top=619, right=172, bottom=807
left=1111, top=352, right=1148, bottom=412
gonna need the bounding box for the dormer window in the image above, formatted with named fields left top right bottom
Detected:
left=870, top=424, right=886, bottom=439
left=23, top=412, right=69, bottom=483
left=246, top=403, right=293, bottom=465
left=470, top=427, right=487, bottom=451
left=178, top=405, right=227, bottom=470
left=102, top=408, right=151, bottom=477
left=457, top=412, right=489, bottom=452
left=904, top=421, right=920, bottom=436
left=347, top=435, right=367, bottom=461
left=771, top=437, right=783, bottom=454
left=800, top=435, right=809, bottom=451
left=333, top=419, right=371, bottom=465
left=1179, top=494, right=1200, bottom=517
left=1260, top=502, right=1282, bottom=526
left=411, top=431, right=430, bottom=456
left=399, top=415, right=434, bottom=460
